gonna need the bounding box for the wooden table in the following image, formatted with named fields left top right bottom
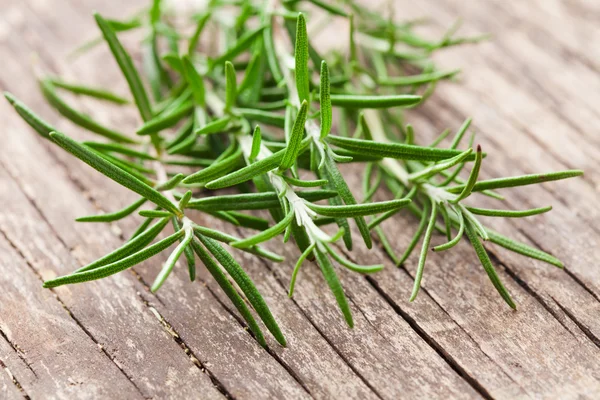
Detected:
left=1, top=0, right=599, bottom=398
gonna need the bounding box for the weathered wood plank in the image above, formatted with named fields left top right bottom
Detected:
left=0, top=349, right=27, bottom=400
left=0, top=228, right=144, bottom=399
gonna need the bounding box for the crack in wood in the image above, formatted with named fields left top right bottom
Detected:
left=364, top=276, right=494, bottom=400
left=0, top=309, right=38, bottom=379
left=189, top=280, right=314, bottom=397
left=136, top=293, right=235, bottom=400
left=0, top=357, right=31, bottom=400
left=552, top=298, right=600, bottom=350
left=339, top=244, right=524, bottom=395
left=249, top=252, right=386, bottom=400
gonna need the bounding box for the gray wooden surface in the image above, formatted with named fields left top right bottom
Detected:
left=1, top=0, right=599, bottom=399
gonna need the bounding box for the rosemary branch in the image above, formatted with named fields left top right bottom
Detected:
left=4, top=0, right=583, bottom=346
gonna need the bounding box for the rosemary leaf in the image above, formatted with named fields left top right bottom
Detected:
left=280, top=100, right=308, bottom=171
left=76, top=218, right=170, bottom=273
left=40, top=80, right=137, bottom=144
left=314, top=245, right=353, bottom=327
left=307, top=198, right=411, bottom=218
left=44, top=229, right=184, bottom=288
left=232, top=210, right=295, bottom=248
left=330, top=94, right=422, bottom=109
left=319, top=60, right=332, bottom=139
left=190, top=238, right=267, bottom=347
left=95, top=12, right=152, bottom=121
left=151, top=226, right=194, bottom=292
left=49, top=132, right=181, bottom=217
left=447, top=170, right=584, bottom=193
left=48, top=78, right=129, bottom=104
left=465, top=221, right=516, bottom=309
left=327, top=135, right=478, bottom=162
left=410, top=200, right=438, bottom=302
left=198, top=235, right=287, bottom=346
left=294, top=13, right=310, bottom=104
left=76, top=197, right=146, bottom=223
left=288, top=243, right=316, bottom=297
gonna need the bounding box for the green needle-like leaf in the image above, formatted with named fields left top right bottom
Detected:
left=410, top=200, right=438, bottom=302
left=307, top=198, right=411, bottom=218
left=48, top=78, right=130, bottom=104
left=330, top=94, right=422, bottom=109
left=95, top=12, right=152, bottom=121
left=451, top=145, right=482, bottom=203
left=194, top=116, right=232, bottom=135
left=190, top=238, right=267, bottom=347
left=198, top=235, right=286, bottom=346
left=232, top=210, right=295, bottom=248
left=449, top=118, right=472, bottom=149
left=288, top=242, right=316, bottom=298
left=225, top=61, right=237, bottom=113
left=171, top=217, right=196, bottom=281
left=49, top=132, right=181, bottom=217
left=308, top=0, right=348, bottom=16
left=327, top=135, right=478, bottom=162
left=325, top=245, right=384, bottom=274
left=156, top=173, right=185, bottom=191
left=282, top=176, right=328, bottom=187
left=188, top=11, right=211, bottom=54
left=280, top=100, right=308, bottom=171
left=237, top=108, right=286, bottom=127
left=76, top=218, right=169, bottom=273
left=378, top=69, right=460, bottom=86
left=137, top=101, right=193, bottom=135
left=182, top=146, right=242, bottom=184
left=397, top=200, right=430, bottom=266
left=433, top=209, right=465, bottom=252
left=323, top=154, right=372, bottom=249
left=294, top=13, right=310, bottom=104
left=319, top=61, right=332, bottom=139
left=192, top=226, right=283, bottom=262
left=250, top=125, right=262, bottom=162
left=151, top=227, right=193, bottom=292
left=314, top=246, right=353, bottom=327
left=76, top=197, right=146, bottom=222
left=83, top=141, right=157, bottom=160
left=467, top=206, right=552, bottom=218
left=40, top=80, right=138, bottom=144
left=139, top=210, right=173, bottom=218
left=409, top=148, right=473, bottom=182
left=4, top=92, right=57, bottom=139
left=486, top=229, right=563, bottom=268
left=206, top=139, right=310, bottom=189
left=447, top=170, right=584, bottom=193
left=44, top=229, right=184, bottom=288
left=187, top=190, right=336, bottom=211
left=181, top=55, right=205, bottom=105
left=465, top=221, right=517, bottom=309
left=212, top=25, right=266, bottom=67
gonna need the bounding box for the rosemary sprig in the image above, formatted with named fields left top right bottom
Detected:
left=4, top=0, right=583, bottom=345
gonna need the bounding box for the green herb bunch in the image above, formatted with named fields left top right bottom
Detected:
left=4, top=0, right=582, bottom=347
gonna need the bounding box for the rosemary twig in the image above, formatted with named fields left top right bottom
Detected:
left=4, top=0, right=583, bottom=345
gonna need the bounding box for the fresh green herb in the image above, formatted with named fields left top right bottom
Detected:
left=5, top=0, right=583, bottom=345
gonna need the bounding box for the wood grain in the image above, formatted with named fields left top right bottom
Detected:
left=1, top=0, right=599, bottom=398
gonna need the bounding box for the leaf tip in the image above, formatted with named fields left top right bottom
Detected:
left=4, top=92, right=16, bottom=104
